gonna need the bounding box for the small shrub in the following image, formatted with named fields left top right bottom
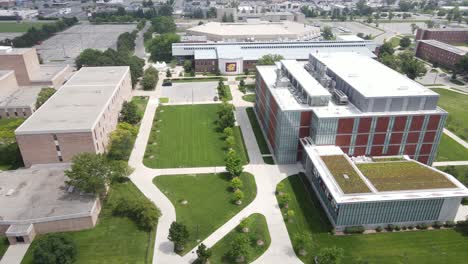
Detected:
left=32, top=234, right=76, bottom=264
left=344, top=226, right=365, bottom=234
left=445, top=221, right=456, bottom=228
left=375, top=226, right=383, bottom=232
left=113, top=197, right=161, bottom=230
left=395, top=225, right=401, bottom=231
left=387, top=224, right=395, bottom=232
left=402, top=226, right=407, bottom=230
left=456, top=220, right=468, bottom=228
left=408, top=225, right=415, bottom=230
left=416, top=223, right=428, bottom=230
left=433, top=221, right=443, bottom=229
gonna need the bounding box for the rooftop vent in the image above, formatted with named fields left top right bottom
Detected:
left=397, top=86, right=409, bottom=90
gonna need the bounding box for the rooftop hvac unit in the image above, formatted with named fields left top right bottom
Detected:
left=333, top=89, right=348, bottom=105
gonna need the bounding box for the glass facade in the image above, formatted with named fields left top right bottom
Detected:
left=274, top=111, right=301, bottom=163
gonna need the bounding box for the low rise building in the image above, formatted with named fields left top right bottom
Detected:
left=173, top=40, right=378, bottom=75
left=15, top=66, right=132, bottom=167
left=300, top=143, right=468, bottom=230
left=0, top=46, right=71, bottom=88
left=0, top=9, right=38, bottom=19
left=255, top=52, right=445, bottom=165
left=415, top=28, right=468, bottom=44
left=186, top=21, right=320, bottom=42
left=0, top=70, right=41, bottom=119
left=0, top=164, right=101, bottom=244
left=415, top=39, right=466, bottom=69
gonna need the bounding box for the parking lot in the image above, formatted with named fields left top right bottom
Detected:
left=161, top=81, right=218, bottom=104
left=35, top=22, right=136, bottom=64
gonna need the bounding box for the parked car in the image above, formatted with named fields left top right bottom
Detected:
left=162, top=80, right=172, bottom=86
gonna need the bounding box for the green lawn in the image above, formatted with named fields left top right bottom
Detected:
left=144, top=104, right=248, bottom=168
left=0, top=237, right=8, bottom=260
left=210, top=213, right=271, bottom=263
left=0, top=22, right=51, bottom=33
left=154, top=172, right=257, bottom=255
left=132, top=96, right=149, bottom=117
left=242, top=94, right=256, bottom=103
left=22, top=182, right=156, bottom=264
left=159, top=97, right=169, bottom=103
left=277, top=174, right=468, bottom=264
left=246, top=107, right=270, bottom=155
left=432, top=88, right=468, bottom=140
left=436, top=134, right=468, bottom=161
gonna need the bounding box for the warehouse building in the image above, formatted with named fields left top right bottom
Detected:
left=254, top=52, right=445, bottom=165
left=415, top=39, right=466, bottom=69
left=0, top=164, right=101, bottom=244
left=186, top=21, right=320, bottom=42
left=15, top=66, right=132, bottom=167
left=0, top=46, right=71, bottom=88
left=300, top=143, right=468, bottom=230
left=173, top=40, right=378, bottom=75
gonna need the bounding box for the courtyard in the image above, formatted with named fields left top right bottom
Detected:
left=161, top=81, right=218, bottom=104
left=143, top=104, right=249, bottom=168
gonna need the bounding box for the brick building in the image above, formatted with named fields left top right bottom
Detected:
left=416, top=28, right=468, bottom=44
left=0, top=46, right=71, bottom=88
left=15, top=66, right=132, bottom=167
left=415, top=39, right=466, bottom=69
left=254, top=52, right=446, bottom=165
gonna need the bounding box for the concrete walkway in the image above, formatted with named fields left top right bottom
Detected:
left=0, top=244, right=30, bottom=264
left=433, top=161, right=468, bottom=167
left=127, top=75, right=302, bottom=263
left=443, top=128, right=468, bottom=149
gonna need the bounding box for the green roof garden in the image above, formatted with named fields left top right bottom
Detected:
left=320, top=155, right=372, bottom=194
left=357, top=161, right=457, bottom=192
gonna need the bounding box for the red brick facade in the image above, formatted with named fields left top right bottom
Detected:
left=416, top=28, right=468, bottom=44
left=415, top=41, right=463, bottom=69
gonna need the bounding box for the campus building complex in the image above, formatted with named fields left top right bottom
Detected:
left=300, top=144, right=468, bottom=230
left=415, top=40, right=466, bottom=70
left=172, top=40, right=378, bottom=75
left=15, top=66, right=132, bottom=167
left=416, top=28, right=468, bottom=44
left=0, top=46, right=70, bottom=88
left=255, top=52, right=445, bottom=165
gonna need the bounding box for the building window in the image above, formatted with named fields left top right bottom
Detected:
left=58, top=156, right=63, bottom=162
left=56, top=145, right=61, bottom=151
left=53, top=134, right=58, bottom=140
left=14, top=111, right=18, bottom=117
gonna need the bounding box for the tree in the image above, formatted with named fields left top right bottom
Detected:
left=380, top=53, right=400, bottom=70
left=425, top=20, right=436, bottom=29
left=35, top=87, right=56, bottom=109
left=230, top=177, right=243, bottom=191
left=158, top=4, right=173, bottom=16
left=119, top=101, right=141, bottom=125
left=410, top=23, right=419, bottom=34
left=398, top=0, right=412, bottom=12
left=225, top=149, right=243, bottom=177
left=287, top=209, right=295, bottom=222
left=399, top=36, right=411, bottom=48
left=257, top=54, right=285, bottom=65
left=148, top=33, right=181, bottom=62
left=399, top=52, right=427, bottom=79
left=183, top=60, right=193, bottom=73
left=379, top=42, right=394, bottom=57
left=278, top=193, right=291, bottom=208
left=455, top=54, right=468, bottom=75
left=218, top=103, right=235, bottom=129
left=292, top=233, right=312, bottom=256
left=322, top=26, right=334, bottom=40
left=166, top=69, right=172, bottom=77
left=108, top=124, right=137, bottom=161
left=168, top=221, right=190, bottom=252
left=388, top=11, right=394, bottom=21
left=32, top=234, right=77, bottom=264
left=223, top=127, right=233, bottom=138
left=316, top=247, right=345, bottom=264
left=227, top=234, right=250, bottom=262
left=195, top=243, right=212, bottom=264
left=234, top=189, right=244, bottom=204
left=225, top=135, right=236, bottom=149
left=206, top=7, right=217, bottom=18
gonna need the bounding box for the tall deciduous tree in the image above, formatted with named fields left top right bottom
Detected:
left=148, top=33, right=180, bottom=62
left=196, top=243, right=212, bottom=264
left=32, top=234, right=77, bottom=264
left=321, top=26, right=335, bottom=40
left=168, top=221, right=190, bottom=252
left=225, top=149, right=243, bottom=177
left=35, top=87, right=56, bottom=109
left=257, top=54, right=285, bottom=65
left=119, top=101, right=141, bottom=125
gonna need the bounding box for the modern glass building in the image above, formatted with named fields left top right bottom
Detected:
left=254, top=52, right=447, bottom=165
left=299, top=142, right=468, bottom=230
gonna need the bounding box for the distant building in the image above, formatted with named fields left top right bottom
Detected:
left=415, top=40, right=466, bottom=69
left=254, top=52, right=446, bottom=165
left=415, top=28, right=468, bottom=44
left=0, top=9, right=38, bottom=19
left=0, top=46, right=71, bottom=88
left=172, top=40, right=378, bottom=75
left=0, top=164, right=101, bottom=244
left=186, top=21, right=320, bottom=42
left=15, top=66, right=132, bottom=167
left=300, top=144, right=468, bottom=231
left=0, top=0, right=15, bottom=8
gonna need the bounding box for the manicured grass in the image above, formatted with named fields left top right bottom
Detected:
left=132, top=96, right=148, bottom=117
left=171, top=77, right=227, bottom=83
left=246, top=107, right=270, bottom=155
left=210, top=213, right=271, bottom=263
left=159, top=97, right=169, bottom=103
left=449, top=79, right=464, bottom=86
left=22, top=182, right=156, bottom=264
left=357, top=161, right=455, bottom=191
left=321, top=155, right=371, bottom=194
left=0, top=22, right=50, bottom=33
left=153, top=172, right=257, bottom=255
left=263, top=156, right=275, bottom=164
left=144, top=104, right=248, bottom=168
left=388, top=36, right=401, bottom=48
left=436, top=134, right=468, bottom=161
left=0, top=237, right=8, bottom=260
left=242, top=94, right=256, bottom=102
left=277, top=174, right=468, bottom=264
left=432, top=88, right=468, bottom=140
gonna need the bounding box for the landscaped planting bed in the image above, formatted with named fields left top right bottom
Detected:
left=320, top=155, right=371, bottom=194
left=154, top=172, right=257, bottom=255
left=357, top=161, right=456, bottom=191
left=144, top=104, right=248, bottom=168
left=276, top=174, right=468, bottom=264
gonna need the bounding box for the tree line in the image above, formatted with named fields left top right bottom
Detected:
left=89, top=4, right=173, bottom=24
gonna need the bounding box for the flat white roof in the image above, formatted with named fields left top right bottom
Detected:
left=302, top=143, right=468, bottom=203
left=312, top=52, right=438, bottom=98
left=15, top=66, right=129, bottom=134
left=337, top=35, right=364, bottom=41
left=281, top=60, right=330, bottom=97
